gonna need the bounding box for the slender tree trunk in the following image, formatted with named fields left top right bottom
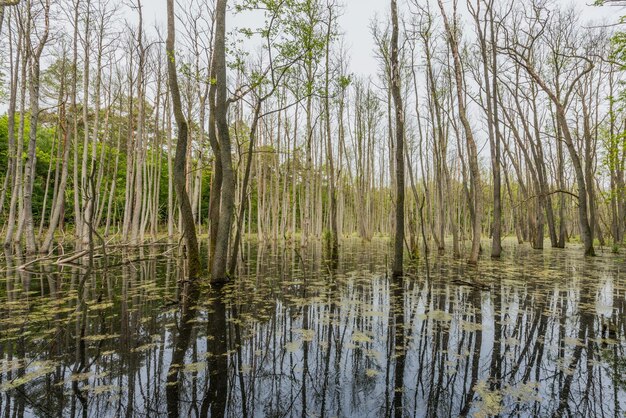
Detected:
left=229, top=101, right=261, bottom=276
left=515, top=55, right=595, bottom=256
left=207, top=69, right=222, bottom=264
left=5, top=8, right=28, bottom=248
left=166, top=87, right=175, bottom=240
left=390, top=0, right=405, bottom=278
left=323, top=9, right=338, bottom=260
left=209, top=0, right=234, bottom=282
left=22, top=0, right=50, bottom=253
left=70, top=0, right=81, bottom=249
left=557, top=105, right=595, bottom=255
left=469, top=1, right=502, bottom=257
left=41, top=101, right=70, bottom=253
left=166, top=0, right=201, bottom=278
left=130, top=1, right=145, bottom=245
left=439, top=0, right=482, bottom=264
left=2, top=12, right=20, bottom=234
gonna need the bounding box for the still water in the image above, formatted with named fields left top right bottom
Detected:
left=0, top=239, right=624, bottom=417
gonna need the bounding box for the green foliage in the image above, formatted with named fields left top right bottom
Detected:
left=610, top=31, right=626, bottom=66
left=233, top=0, right=334, bottom=98
left=602, top=10, right=626, bottom=216
left=41, top=57, right=74, bottom=94
left=0, top=69, right=6, bottom=103
left=0, top=109, right=143, bottom=227
left=338, top=74, right=352, bottom=90
left=0, top=116, right=7, bottom=173
left=322, top=228, right=332, bottom=245
left=0, top=114, right=55, bottom=221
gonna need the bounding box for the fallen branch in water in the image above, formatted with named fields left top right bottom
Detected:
left=10, top=239, right=178, bottom=271
left=55, top=250, right=92, bottom=265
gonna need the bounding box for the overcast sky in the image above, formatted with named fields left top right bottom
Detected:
left=0, top=0, right=621, bottom=115
left=133, top=0, right=619, bottom=78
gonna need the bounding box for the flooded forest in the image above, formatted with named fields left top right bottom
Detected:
left=0, top=0, right=625, bottom=416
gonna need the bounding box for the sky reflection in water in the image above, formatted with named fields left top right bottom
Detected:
left=0, top=239, right=624, bottom=417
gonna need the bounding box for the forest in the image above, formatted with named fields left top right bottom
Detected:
left=0, top=0, right=624, bottom=417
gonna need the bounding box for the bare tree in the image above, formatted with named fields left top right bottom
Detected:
left=503, top=3, right=596, bottom=256
left=21, top=0, right=50, bottom=253
left=438, top=0, right=483, bottom=264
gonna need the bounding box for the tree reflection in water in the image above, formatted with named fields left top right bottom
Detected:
left=0, top=239, right=624, bottom=417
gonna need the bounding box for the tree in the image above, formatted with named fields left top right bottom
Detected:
left=390, top=0, right=405, bottom=278
left=503, top=3, right=596, bottom=256
left=323, top=0, right=339, bottom=260
left=438, top=0, right=483, bottom=264
left=0, top=0, right=619, bottom=259
left=209, top=0, right=234, bottom=283
left=166, top=0, right=201, bottom=278
left=468, top=0, right=502, bottom=257
left=0, top=1, right=21, bottom=38
left=21, top=0, right=50, bottom=253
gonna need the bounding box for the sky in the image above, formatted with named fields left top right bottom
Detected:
left=134, top=0, right=389, bottom=76
left=0, top=0, right=622, bottom=115
left=133, top=0, right=619, bottom=78
left=1, top=1, right=622, bottom=79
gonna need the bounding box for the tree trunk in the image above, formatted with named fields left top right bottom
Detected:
left=210, top=0, right=234, bottom=282
left=390, top=0, right=405, bottom=278
left=22, top=0, right=50, bottom=254
left=166, top=0, right=201, bottom=278
left=130, top=1, right=145, bottom=245
left=229, top=101, right=261, bottom=276
left=324, top=8, right=338, bottom=260
left=439, top=0, right=482, bottom=264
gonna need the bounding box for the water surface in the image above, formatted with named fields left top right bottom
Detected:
left=0, top=240, right=624, bottom=417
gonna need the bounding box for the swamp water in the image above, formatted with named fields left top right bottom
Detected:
left=0, top=239, right=624, bottom=417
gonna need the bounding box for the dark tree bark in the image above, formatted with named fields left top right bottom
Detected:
left=210, top=0, right=235, bottom=283
left=390, top=0, right=405, bottom=278
left=324, top=5, right=339, bottom=261
left=489, top=5, right=503, bottom=258
left=207, top=76, right=222, bottom=266
left=166, top=0, right=201, bottom=279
